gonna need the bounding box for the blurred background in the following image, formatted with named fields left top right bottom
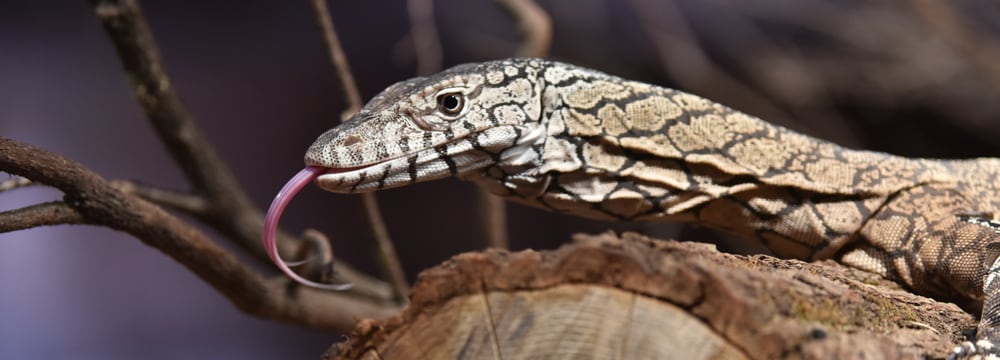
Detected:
left=2, top=0, right=999, bottom=358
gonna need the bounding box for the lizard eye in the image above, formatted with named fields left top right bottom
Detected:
left=436, top=92, right=465, bottom=116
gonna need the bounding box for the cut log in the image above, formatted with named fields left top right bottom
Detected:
left=327, top=232, right=976, bottom=359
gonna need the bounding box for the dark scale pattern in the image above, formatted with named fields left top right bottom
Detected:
left=300, top=59, right=1000, bottom=358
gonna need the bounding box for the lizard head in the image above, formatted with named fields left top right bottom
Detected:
left=304, top=58, right=547, bottom=193
left=264, top=59, right=550, bottom=289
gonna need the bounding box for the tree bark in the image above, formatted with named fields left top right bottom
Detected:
left=327, top=232, right=974, bottom=359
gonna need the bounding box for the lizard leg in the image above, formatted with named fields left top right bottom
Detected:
left=950, top=216, right=1000, bottom=360
left=839, top=185, right=1000, bottom=359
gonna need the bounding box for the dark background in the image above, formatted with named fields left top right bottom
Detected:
left=2, top=1, right=999, bottom=358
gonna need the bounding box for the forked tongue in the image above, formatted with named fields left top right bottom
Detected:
left=264, top=166, right=352, bottom=290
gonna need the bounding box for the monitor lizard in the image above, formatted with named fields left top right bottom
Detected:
left=263, top=58, right=1000, bottom=359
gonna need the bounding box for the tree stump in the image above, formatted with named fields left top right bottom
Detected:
left=327, top=232, right=975, bottom=359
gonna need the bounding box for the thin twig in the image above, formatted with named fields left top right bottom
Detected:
left=296, top=229, right=336, bottom=281
left=495, top=0, right=552, bottom=58
left=406, top=0, right=442, bottom=76
left=360, top=194, right=409, bottom=302
left=113, top=181, right=210, bottom=216
left=475, top=0, right=552, bottom=249
left=115, top=183, right=391, bottom=299
left=310, top=0, right=409, bottom=301
left=309, top=0, right=362, bottom=120
left=0, top=137, right=399, bottom=330
left=89, top=0, right=251, bottom=214
left=0, top=176, right=33, bottom=192
left=0, top=201, right=85, bottom=232
left=477, top=190, right=508, bottom=249
left=89, top=0, right=278, bottom=260
left=88, top=0, right=387, bottom=296
left=404, top=0, right=510, bottom=250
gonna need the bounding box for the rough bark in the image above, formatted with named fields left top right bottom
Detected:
left=327, top=232, right=974, bottom=360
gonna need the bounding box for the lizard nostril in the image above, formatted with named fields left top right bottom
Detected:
left=342, top=135, right=362, bottom=147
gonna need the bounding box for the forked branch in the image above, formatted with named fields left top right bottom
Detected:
left=86, top=0, right=389, bottom=297
left=0, top=137, right=399, bottom=331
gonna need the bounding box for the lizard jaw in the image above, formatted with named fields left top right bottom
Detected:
left=311, top=124, right=548, bottom=194
left=312, top=139, right=498, bottom=194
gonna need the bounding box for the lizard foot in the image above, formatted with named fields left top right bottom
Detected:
left=950, top=340, right=1000, bottom=360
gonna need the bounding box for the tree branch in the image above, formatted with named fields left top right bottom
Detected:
left=88, top=0, right=271, bottom=261
left=309, top=0, right=362, bottom=120
left=474, top=0, right=553, bottom=250
left=310, top=0, right=409, bottom=301
left=86, top=0, right=389, bottom=296
left=113, top=181, right=210, bottom=216
left=0, top=201, right=85, bottom=232
left=406, top=0, right=443, bottom=76
left=0, top=137, right=399, bottom=330
left=477, top=190, right=509, bottom=249
left=89, top=0, right=246, bottom=207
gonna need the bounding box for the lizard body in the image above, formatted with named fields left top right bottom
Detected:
left=280, top=58, right=1000, bottom=358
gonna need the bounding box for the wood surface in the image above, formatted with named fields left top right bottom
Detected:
left=327, top=232, right=974, bottom=359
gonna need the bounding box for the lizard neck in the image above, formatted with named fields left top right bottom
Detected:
left=469, top=64, right=955, bottom=259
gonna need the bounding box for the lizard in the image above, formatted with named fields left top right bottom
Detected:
left=262, top=58, right=1000, bottom=359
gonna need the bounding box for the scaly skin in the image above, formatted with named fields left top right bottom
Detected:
left=290, top=58, right=1000, bottom=358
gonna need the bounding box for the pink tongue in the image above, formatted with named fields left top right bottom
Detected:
left=264, top=166, right=352, bottom=290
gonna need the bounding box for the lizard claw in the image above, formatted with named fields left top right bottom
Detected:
left=949, top=340, right=1000, bottom=360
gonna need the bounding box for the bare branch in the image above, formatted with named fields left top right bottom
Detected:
left=296, top=229, right=336, bottom=277
left=0, top=201, right=85, bottom=233
left=478, top=190, right=509, bottom=249
left=406, top=0, right=443, bottom=76
left=0, top=137, right=399, bottom=330
left=89, top=0, right=249, bottom=208
left=113, top=180, right=210, bottom=216
left=309, top=0, right=362, bottom=119
left=86, top=0, right=389, bottom=296
left=495, top=0, right=552, bottom=58
left=117, top=182, right=394, bottom=298
left=0, top=176, right=33, bottom=192
left=309, top=0, right=409, bottom=300
left=404, top=0, right=510, bottom=251
left=474, top=0, right=553, bottom=250
left=360, top=194, right=409, bottom=302
left=88, top=0, right=277, bottom=259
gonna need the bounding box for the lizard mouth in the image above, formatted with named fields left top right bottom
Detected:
left=304, top=122, right=544, bottom=194
left=311, top=139, right=497, bottom=194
